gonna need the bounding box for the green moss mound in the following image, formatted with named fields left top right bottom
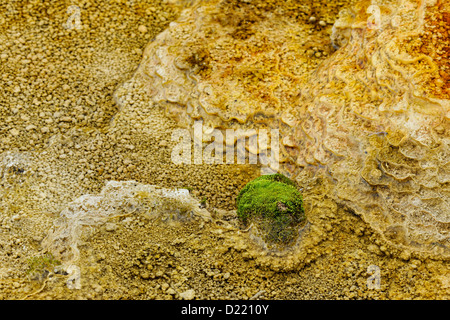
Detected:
left=236, top=173, right=305, bottom=245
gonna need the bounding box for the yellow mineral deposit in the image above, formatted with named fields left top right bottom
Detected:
left=0, top=0, right=449, bottom=300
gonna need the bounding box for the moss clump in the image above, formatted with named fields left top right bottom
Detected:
left=236, top=173, right=305, bottom=245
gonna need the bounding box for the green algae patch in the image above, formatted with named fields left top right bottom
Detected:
left=236, top=174, right=305, bottom=246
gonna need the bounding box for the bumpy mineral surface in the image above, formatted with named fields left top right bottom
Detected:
left=121, top=0, right=450, bottom=258
left=1, top=0, right=449, bottom=300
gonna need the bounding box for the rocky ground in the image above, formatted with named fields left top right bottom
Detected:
left=0, top=0, right=448, bottom=300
